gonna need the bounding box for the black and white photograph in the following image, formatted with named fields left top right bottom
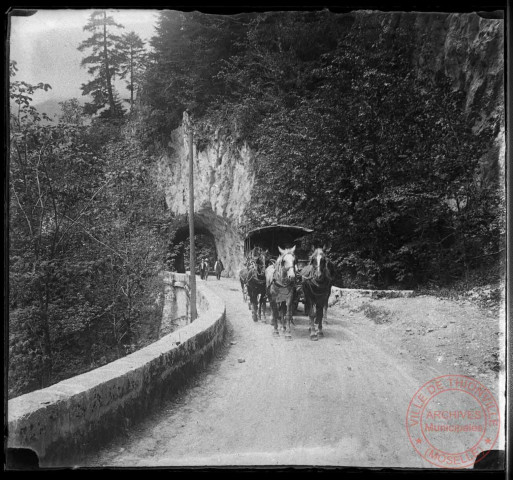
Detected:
left=6, top=5, right=508, bottom=471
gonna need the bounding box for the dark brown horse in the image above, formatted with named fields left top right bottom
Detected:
left=300, top=248, right=334, bottom=340
left=246, top=249, right=269, bottom=322
left=266, top=246, right=297, bottom=339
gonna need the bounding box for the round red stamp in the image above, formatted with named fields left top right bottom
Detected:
left=406, top=375, right=500, bottom=469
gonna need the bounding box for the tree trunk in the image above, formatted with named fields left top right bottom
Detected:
left=130, top=45, right=134, bottom=111
left=103, top=11, right=116, bottom=115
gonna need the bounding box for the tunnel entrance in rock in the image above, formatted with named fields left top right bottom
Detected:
left=164, top=209, right=245, bottom=278
left=166, top=224, right=217, bottom=274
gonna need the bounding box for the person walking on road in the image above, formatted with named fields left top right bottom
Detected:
left=200, top=258, right=206, bottom=280
left=214, top=259, right=224, bottom=280
left=203, top=259, right=210, bottom=281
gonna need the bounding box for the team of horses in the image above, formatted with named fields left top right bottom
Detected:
left=239, top=245, right=335, bottom=341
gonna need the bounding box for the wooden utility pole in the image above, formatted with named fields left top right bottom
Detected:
left=187, top=115, right=198, bottom=321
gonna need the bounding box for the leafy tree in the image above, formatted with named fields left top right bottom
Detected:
left=96, top=134, right=168, bottom=350
left=9, top=65, right=167, bottom=398
left=118, top=31, right=147, bottom=112
left=58, top=98, right=86, bottom=125
left=10, top=65, right=105, bottom=389
left=9, top=60, right=52, bottom=125
left=78, top=10, right=125, bottom=118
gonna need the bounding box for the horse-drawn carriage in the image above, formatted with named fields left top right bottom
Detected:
left=243, top=224, right=314, bottom=260
left=240, top=224, right=335, bottom=340
left=242, top=224, right=313, bottom=310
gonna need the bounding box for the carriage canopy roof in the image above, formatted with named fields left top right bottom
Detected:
left=246, top=225, right=314, bottom=237
left=244, top=224, right=314, bottom=258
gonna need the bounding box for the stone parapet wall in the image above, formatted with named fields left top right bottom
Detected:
left=7, top=273, right=226, bottom=467
left=329, top=286, right=414, bottom=307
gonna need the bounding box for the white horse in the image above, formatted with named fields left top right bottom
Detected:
left=266, top=246, right=297, bottom=339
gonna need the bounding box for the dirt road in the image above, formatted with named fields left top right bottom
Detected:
left=81, top=277, right=502, bottom=468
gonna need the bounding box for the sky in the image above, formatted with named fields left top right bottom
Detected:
left=9, top=9, right=159, bottom=105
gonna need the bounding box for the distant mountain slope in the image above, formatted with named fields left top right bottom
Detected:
left=34, top=97, right=131, bottom=124
left=33, top=98, right=69, bottom=121
left=30, top=98, right=92, bottom=125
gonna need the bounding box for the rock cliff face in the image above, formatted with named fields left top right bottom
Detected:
left=157, top=11, right=504, bottom=277
left=376, top=11, right=504, bottom=182
left=157, top=122, right=255, bottom=276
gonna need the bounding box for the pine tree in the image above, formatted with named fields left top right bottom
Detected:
left=143, top=11, right=250, bottom=135
left=78, top=10, right=125, bottom=118
left=118, top=31, right=146, bottom=112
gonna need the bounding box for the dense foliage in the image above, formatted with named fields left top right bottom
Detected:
left=9, top=61, right=168, bottom=398
left=235, top=15, right=502, bottom=288
left=139, top=10, right=252, bottom=146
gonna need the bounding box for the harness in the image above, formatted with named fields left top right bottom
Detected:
left=247, top=253, right=268, bottom=289
left=271, top=253, right=296, bottom=288
left=301, top=263, right=332, bottom=303
left=247, top=265, right=266, bottom=285
left=267, top=253, right=297, bottom=304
